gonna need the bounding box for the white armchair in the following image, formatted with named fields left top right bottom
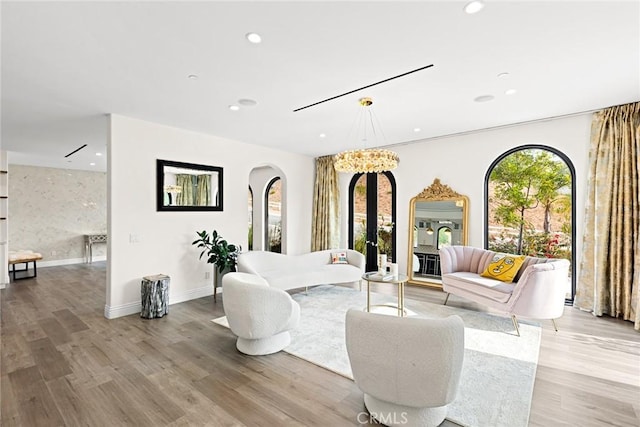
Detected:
left=413, top=253, right=420, bottom=272
left=345, top=309, right=465, bottom=427
left=222, top=272, right=300, bottom=355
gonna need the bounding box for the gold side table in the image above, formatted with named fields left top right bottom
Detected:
left=362, top=272, right=409, bottom=317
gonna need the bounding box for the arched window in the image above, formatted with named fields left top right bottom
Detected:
left=485, top=145, right=576, bottom=300
left=437, top=226, right=452, bottom=249
left=265, top=177, right=282, bottom=253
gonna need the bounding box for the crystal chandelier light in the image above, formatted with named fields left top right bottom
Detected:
left=333, top=97, right=399, bottom=173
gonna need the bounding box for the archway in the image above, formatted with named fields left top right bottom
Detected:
left=248, top=165, right=287, bottom=252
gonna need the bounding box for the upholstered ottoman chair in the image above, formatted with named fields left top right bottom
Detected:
left=346, top=309, right=465, bottom=426
left=222, top=272, right=300, bottom=355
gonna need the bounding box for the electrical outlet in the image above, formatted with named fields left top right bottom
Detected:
left=51, top=250, right=57, bottom=256
left=204, top=272, right=211, bottom=280
left=129, top=233, right=140, bottom=243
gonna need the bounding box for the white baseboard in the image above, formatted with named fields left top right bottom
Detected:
left=171, top=284, right=215, bottom=305
left=104, top=301, right=141, bottom=319
left=104, top=284, right=214, bottom=319
left=39, top=256, right=106, bottom=268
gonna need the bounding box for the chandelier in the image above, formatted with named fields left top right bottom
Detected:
left=333, top=97, right=399, bottom=173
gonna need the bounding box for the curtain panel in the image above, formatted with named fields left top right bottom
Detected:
left=575, top=102, right=640, bottom=330
left=196, top=174, right=211, bottom=206
left=311, top=155, right=340, bottom=251
left=176, top=174, right=195, bottom=206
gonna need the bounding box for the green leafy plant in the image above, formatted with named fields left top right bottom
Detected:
left=353, top=216, right=394, bottom=259
left=354, top=219, right=367, bottom=255
left=489, top=149, right=571, bottom=254
left=192, top=230, right=240, bottom=274
left=377, top=216, right=394, bottom=258
left=488, top=228, right=571, bottom=261
left=268, top=223, right=282, bottom=253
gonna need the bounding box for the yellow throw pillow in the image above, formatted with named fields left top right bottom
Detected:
left=481, top=253, right=526, bottom=283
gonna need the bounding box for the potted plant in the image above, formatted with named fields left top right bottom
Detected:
left=192, top=230, right=240, bottom=302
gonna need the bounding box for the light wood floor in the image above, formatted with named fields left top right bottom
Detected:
left=1, top=262, right=639, bottom=426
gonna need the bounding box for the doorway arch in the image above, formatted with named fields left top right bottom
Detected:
left=348, top=171, right=397, bottom=271
left=248, top=165, right=287, bottom=253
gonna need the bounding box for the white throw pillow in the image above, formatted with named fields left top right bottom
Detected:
left=331, top=251, right=348, bottom=264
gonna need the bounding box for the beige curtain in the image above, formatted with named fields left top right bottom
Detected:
left=311, top=155, right=340, bottom=251
left=575, top=102, right=640, bottom=330
left=196, top=174, right=211, bottom=206
left=176, top=174, right=195, bottom=205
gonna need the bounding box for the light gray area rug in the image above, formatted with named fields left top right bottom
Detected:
left=213, top=285, right=541, bottom=427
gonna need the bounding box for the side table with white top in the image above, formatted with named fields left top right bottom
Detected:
left=361, top=272, right=409, bottom=317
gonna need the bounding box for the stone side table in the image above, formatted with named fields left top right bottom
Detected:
left=141, top=274, right=170, bottom=319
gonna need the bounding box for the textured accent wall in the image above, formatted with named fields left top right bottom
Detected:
left=8, top=164, right=107, bottom=263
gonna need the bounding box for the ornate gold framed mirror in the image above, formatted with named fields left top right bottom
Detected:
left=407, top=179, right=469, bottom=288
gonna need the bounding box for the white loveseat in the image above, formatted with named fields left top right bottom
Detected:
left=439, top=245, right=570, bottom=335
left=237, top=249, right=365, bottom=291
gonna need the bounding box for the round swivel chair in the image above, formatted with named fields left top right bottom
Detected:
left=346, top=309, right=465, bottom=426
left=222, top=272, right=300, bottom=355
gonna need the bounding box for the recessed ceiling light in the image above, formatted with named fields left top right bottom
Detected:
left=319, top=133, right=326, bottom=138
left=188, top=74, right=198, bottom=80
left=505, top=89, right=517, bottom=95
left=497, top=72, right=510, bottom=78
left=474, top=94, right=495, bottom=103
left=464, top=1, right=485, bottom=14
left=96, top=152, right=102, bottom=156
left=238, top=98, right=258, bottom=107
left=89, top=162, right=96, bottom=166
left=229, top=105, right=240, bottom=111
left=414, top=128, right=421, bottom=132
left=246, top=32, right=262, bottom=44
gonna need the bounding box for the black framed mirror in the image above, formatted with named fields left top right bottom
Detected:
left=156, top=159, right=223, bottom=211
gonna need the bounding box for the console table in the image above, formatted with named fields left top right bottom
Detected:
left=84, top=234, right=107, bottom=263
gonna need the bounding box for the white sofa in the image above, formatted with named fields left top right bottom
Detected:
left=236, top=249, right=365, bottom=291
left=439, top=245, right=570, bottom=335
left=222, top=272, right=300, bottom=355
left=346, top=309, right=465, bottom=427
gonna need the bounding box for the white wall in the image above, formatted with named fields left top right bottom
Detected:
left=339, top=113, right=591, bottom=277
left=8, top=164, right=107, bottom=266
left=106, top=115, right=314, bottom=318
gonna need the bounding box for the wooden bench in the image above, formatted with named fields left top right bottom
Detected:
left=8, top=251, right=43, bottom=281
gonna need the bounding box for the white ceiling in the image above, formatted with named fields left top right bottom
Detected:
left=2, top=1, right=639, bottom=172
